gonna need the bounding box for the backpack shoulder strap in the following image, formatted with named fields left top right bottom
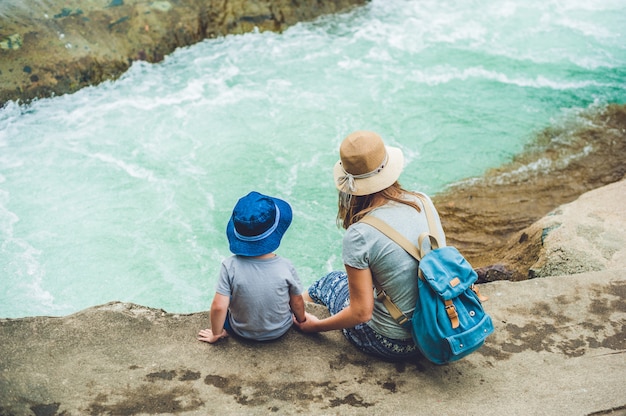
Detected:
left=373, top=283, right=411, bottom=327
left=359, top=216, right=422, bottom=261
left=414, top=192, right=444, bottom=246
left=358, top=195, right=444, bottom=326
left=416, top=192, right=443, bottom=246
left=358, top=215, right=416, bottom=326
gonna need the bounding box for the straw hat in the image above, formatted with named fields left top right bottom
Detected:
left=333, top=131, right=404, bottom=196
left=226, top=191, right=292, bottom=256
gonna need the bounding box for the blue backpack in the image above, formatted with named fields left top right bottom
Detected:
left=413, top=243, right=494, bottom=364
left=360, top=195, right=494, bottom=365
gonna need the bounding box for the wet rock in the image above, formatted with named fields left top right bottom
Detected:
left=475, top=264, right=514, bottom=283
left=471, top=179, right=626, bottom=281
left=434, top=104, right=626, bottom=279
left=0, top=0, right=368, bottom=106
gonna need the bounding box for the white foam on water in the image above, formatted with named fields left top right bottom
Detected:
left=88, top=153, right=158, bottom=182
left=409, top=66, right=614, bottom=90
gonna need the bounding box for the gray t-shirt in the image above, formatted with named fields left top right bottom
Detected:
left=216, top=255, right=303, bottom=341
left=342, top=193, right=446, bottom=340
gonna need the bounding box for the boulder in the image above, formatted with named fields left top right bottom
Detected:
left=523, top=179, right=625, bottom=279
left=474, top=179, right=626, bottom=283
left=434, top=104, right=626, bottom=277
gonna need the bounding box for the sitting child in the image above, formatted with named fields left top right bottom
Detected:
left=198, top=191, right=306, bottom=343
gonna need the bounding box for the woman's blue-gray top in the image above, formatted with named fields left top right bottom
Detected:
left=342, top=193, right=446, bottom=340
left=216, top=255, right=303, bottom=341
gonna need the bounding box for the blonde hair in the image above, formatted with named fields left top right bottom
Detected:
left=336, top=181, right=422, bottom=229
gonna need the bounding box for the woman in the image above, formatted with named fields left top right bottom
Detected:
left=293, top=130, right=446, bottom=360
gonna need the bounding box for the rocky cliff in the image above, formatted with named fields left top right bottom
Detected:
left=0, top=0, right=368, bottom=106
left=434, top=104, right=626, bottom=280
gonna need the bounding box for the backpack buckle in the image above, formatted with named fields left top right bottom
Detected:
left=444, top=300, right=460, bottom=329
left=471, top=284, right=489, bottom=302
left=396, top=315, right=410, bottom=327
left=375, top=288, right=411, bottom=327
left=374, top=288, right=387, bottom=302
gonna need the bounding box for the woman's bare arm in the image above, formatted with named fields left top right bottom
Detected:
left=293, top=265, right=373, bottom=332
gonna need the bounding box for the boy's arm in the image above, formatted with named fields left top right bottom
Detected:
left=210, top=293, right=230, bottom=333
left=289, top=294, right=306, bottom=323
left=197, top=293, right=230, bottom=344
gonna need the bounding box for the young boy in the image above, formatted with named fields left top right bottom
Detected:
left=198, top=191, right=306, bottom=343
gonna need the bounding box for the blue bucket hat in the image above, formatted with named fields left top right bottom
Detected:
left=226, top=191, right=293, bottom=257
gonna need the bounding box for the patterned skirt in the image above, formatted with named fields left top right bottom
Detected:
left=308, top=271, right=418, bottom=361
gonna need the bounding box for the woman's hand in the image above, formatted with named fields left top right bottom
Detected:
left=292, top=312, right=319, bottom=332
left=197, top=328, right=229, bottom=344
left=293, top=265, right=374, bottom=333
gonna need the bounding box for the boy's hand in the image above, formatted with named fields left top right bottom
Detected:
left=292, top=312, right=318, bottom=332
left=197, top=328, right=228, bottom=344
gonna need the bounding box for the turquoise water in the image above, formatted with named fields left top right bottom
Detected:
left=1, top=0, right=625, bottom=318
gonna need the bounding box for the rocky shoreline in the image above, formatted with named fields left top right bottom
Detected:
left=435, top=103, right=626, bottom=280
left=0, top=0, right=367, bottom=106
left=2, top=0, right=625, bottom=281
left=3, top=0, right=625, bottom=284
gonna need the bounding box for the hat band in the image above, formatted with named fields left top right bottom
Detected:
left=233, top=205, right=281, bottom=242
left=337, top=152, right=389, bottom=193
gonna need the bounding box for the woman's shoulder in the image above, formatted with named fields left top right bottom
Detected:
left=375, top=193, right=426, bottom=215
left=404, top=190, right=431, bottom=204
